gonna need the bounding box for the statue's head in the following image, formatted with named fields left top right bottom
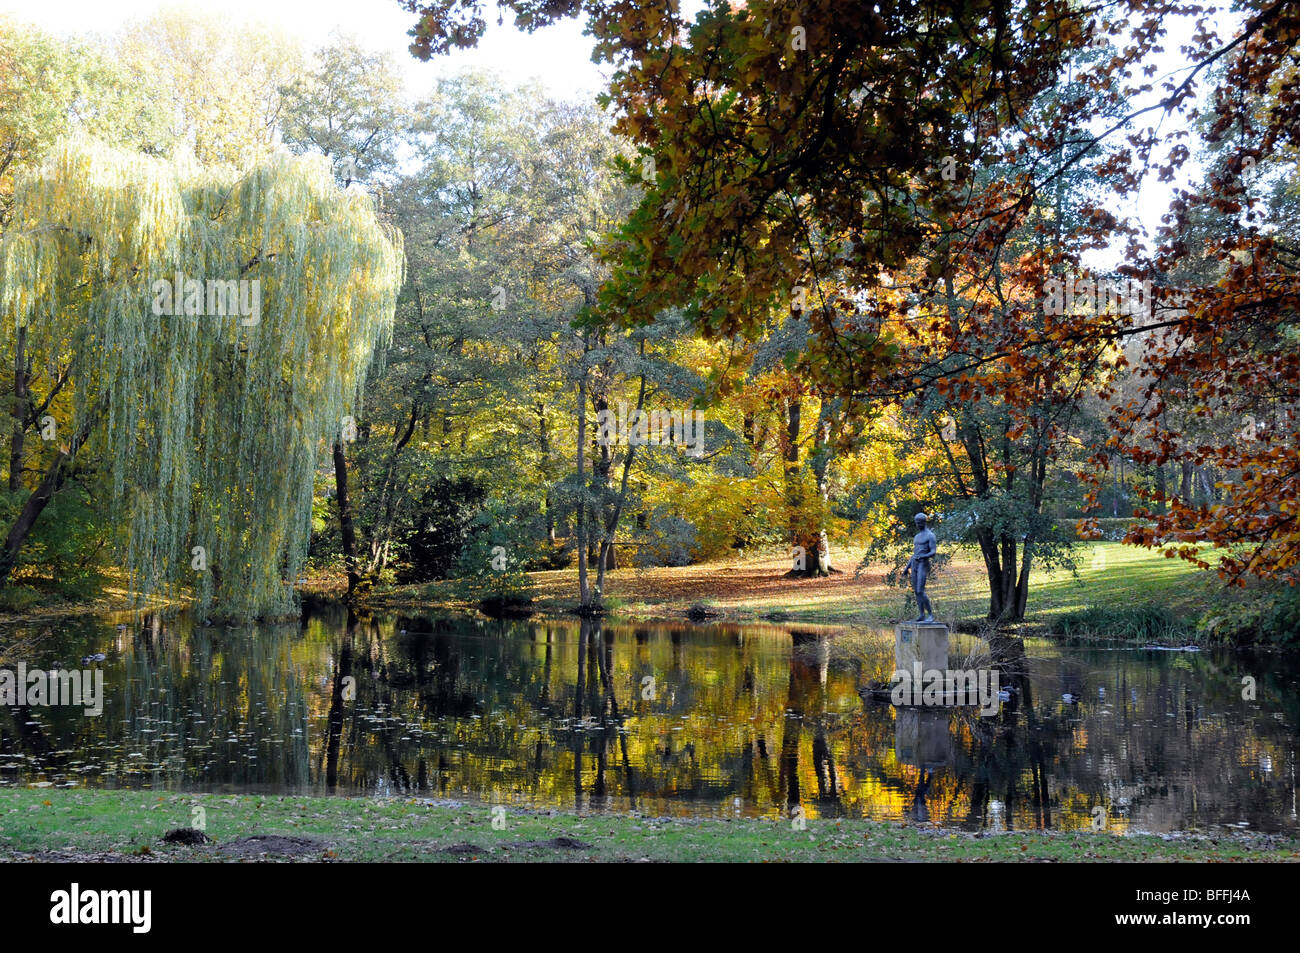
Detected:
left=914, top=512, right=928, bottom=526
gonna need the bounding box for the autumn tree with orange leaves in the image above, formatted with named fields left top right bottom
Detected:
left=402, top=0, right=1300, bottom=607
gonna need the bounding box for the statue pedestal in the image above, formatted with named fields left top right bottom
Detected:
left=895, top=621, right=949, bottom=676
left=894, top=623, right=954, bottom=767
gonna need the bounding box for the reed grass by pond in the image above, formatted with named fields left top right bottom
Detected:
left=3, top=789, right=1297, bottom=862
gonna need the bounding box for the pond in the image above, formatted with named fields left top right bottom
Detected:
left=1, top=607, right=1296, bottom=833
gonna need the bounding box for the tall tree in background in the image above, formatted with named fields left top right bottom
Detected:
left=0, top=19, right=175, bottom=591
left=280, top=34, right=409, bottom=597
left=1, top=18, right=170, bottom=224
left=116, top=8, right=302, bottom=166
left=858, top=30, right=1131, bottom=621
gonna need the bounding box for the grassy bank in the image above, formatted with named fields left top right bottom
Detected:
left=2, top=790, right=1295, bottom=863
left=0, top=570, right=184, bottom=627
left=363, top=542, right=1218, bottom=635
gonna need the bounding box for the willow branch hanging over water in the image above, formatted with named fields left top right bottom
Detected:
left=0, top=138, right=404, bottom=619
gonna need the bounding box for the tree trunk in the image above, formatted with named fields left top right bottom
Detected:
left=782, top=399, right=837, bottom=578
left=365, top=399, right=419, bottom=576
left=784, top=396, right=802, bottom=547
left=0, top=407, right=97, bottom=588
left=808, top=408, right=835, bottom=575
left=538, top=401, right=556, bottom=543
left=594, top=375, right=646, bottom=597
left=976, top=530, right=1002, bottom=619
left=333, top=441, right=361, bottom=597
left=979, top=534, right=1028, bottom=623
left=1012, top=543, right=1032, bottom=620
left=589, top=391, right=612, bottom=570
left=576, top=361, right=590, bottom=609
left=9, top=324, right=27, bottom=493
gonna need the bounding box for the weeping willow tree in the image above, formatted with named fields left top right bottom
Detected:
left=0, top=138, right=403, bottom=619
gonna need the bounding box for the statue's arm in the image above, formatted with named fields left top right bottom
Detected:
left=920, top=538, right=937, bottom=559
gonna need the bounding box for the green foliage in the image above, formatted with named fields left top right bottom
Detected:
left=629, top=510, right=696, bottom=568
left=845, top=477, right=950, bottom=583
left=451, top=502, right=536, bottom=612
left=0, top=18, right=171, bottom=222
left=1197, top=587, right=1300, bottom=647
left=0, top=486, right=110, bottom=600
left=396, top=476, right=489, bottom=583
left=0, top=584, right=41, bottom=612
left=940, top=490, right=1077, bottom=571
left=114, top=8, right=303, bottom=166
left=279, top=34, right=407, bottom=185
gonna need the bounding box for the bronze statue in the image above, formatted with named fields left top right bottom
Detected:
left=903, top=512, right=937, bottom=623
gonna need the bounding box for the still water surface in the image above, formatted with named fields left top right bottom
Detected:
left=1, top=607, right=1296, bottom=833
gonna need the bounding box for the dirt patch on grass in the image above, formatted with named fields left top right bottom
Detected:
left=162, top=827, right=211, bottom=845
left=367, top=552, right=891, bottom=625
left=505, top=836, right=592, bottom=850
left=209, top=834, right=331, bottom=858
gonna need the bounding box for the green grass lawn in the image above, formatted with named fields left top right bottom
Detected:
left=2, top=789, right=1295, bottom=863
left=926, top=543, right=1216, bottom=627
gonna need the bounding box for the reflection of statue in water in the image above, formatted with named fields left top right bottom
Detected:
left=910, top=769, right=932, bottom=823
left=903, top=512, right=937, bottom=623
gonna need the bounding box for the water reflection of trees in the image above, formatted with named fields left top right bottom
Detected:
left=1, top=612, right=312, bottom=790
left=308, top=617, right=1300, bottom=831
left=1, top=611, right=1295, bottom=832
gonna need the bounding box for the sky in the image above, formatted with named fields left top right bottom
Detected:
left=0, top=0, right=611, bottom=102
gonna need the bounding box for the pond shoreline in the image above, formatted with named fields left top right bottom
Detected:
left=355, top=545, right=1240, bottom=644
left=4, top=790, right=1297, bottom=863
left=0, top=544, right=1255, bottom=647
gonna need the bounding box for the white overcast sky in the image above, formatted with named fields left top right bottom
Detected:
left=0, top=0, right=612, bottom=101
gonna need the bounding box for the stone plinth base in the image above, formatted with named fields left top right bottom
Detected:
left=895, top=621, right=949, bottom=674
